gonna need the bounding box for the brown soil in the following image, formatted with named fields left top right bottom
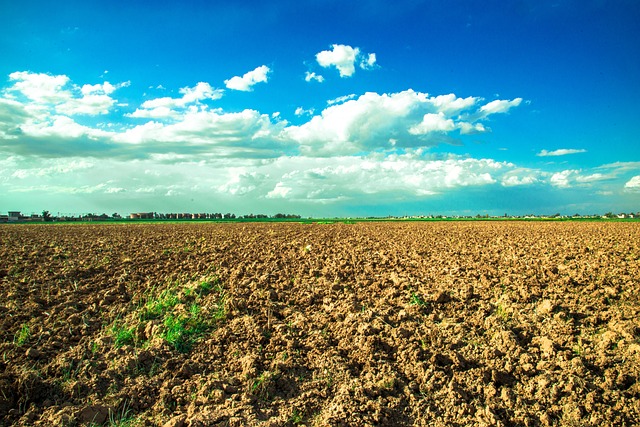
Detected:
left=1, top=222, right=639, bottom=426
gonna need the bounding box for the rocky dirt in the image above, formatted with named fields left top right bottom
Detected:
left=0, top=221, right=639, bottom=426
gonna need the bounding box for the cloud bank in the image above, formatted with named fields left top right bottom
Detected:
left=2, top=70, right=637, bottom=215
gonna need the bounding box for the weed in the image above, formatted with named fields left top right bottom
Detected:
left=14, top=324, right=30, bottom=346
left=140, top=289, right=179, bottom=321
left=111, top=323, right=136, bottom=348
left=410, top=292, right=428, bottom=307
left=572, top=343, right=583, bottom=356
left=124, top=275, right=226, bottom=353
left=162, top=312, right=207, bottom=353
left=108, top=400, right=139, bottom=426
left=289, top=409, right=303, bottom=424
left=90, top=341, right=100, bottom=355
left=249, top=371, right=274, bottom=399
left=495, top=303, right=511, bottom=323
left=197, top=277, right=219, bottom=296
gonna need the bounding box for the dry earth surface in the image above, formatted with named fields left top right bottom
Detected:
left=1, top=221, right=639, bottom=426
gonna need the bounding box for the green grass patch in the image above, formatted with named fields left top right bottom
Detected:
left=110, top=274, right=226, bottom=353
left=162, top=308, right=209, bottom=353
left=14, top=323, right=30, bottom=346
left=111, top=322, right=136, bottom=348
left=140, top=288, right=180, bottom=321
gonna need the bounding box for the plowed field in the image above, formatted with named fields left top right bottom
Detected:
left=1, top=222, right=639, bottom=426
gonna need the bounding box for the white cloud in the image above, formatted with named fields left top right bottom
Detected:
left=409, top=113, right=456, bottom=134
left=315, top=44, right=377, bottom=77
left=327, top=94, right=356, bottom=105
left=550, top=170, right=577, bottom=188
left=474, top=98, right=522, bottom=120
left=129, top=82, right=223, bottom=119
left=537, top=148, right=587, bottom=157
left=285, top=90, right=509, bottom=156
left=8, top=71, right=71, bottom=104
left=625, top=175, right=640, bottom=191
left=305, top=72, right=324, bottom=83
left=56, top=94, right=116, bottom=116
left=20, top=115, right=114, bottom=140
left=218, top=171, right=269, bottom=196
left=501, top=174, right=539, bottom=186
left=224, top=65, right=271, bottom=91
left=295, top=107, right=314, bottom=116
left=458, top=122, right=487, bottom=135
left=6, top=71, right=128, bottom=116
left=266, top=182, right=293, bottom=199
left=263, top=153, right=505, bottom=201
left=430, top=94, right=478, bottom=114
left=575, top=173, right=608, bottom=183
left=116, top=108, right=292, bottom=158
left=547, top=169, right=615, bottom=189
left=361, top=53, right=377, bottom=69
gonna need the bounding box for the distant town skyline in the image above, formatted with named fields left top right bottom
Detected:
left=1, top=1, right=639, bottom=216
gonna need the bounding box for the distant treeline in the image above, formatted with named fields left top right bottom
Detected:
left=0, top=211, right=303, bottom=222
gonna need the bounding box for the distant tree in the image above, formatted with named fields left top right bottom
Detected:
left=42, top=210, right=52, bottom=221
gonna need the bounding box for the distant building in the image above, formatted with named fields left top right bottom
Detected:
left=129, top=212, right=154, bottom=219
left=8, top=211, right=21, bottom=222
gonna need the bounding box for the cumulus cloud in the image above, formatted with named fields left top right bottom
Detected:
left=548, top=170, right=611, bottom=188
left=8, top=71, right=71, bottom=104
left=549, top=170, right=577, bottom=188
left=361, top=53, right=377, bottom=69
left=501, top=174, right=539, bottom=187
left=0, top=71, right=539, bottom=209
left=537, top=148, right=587, bottom=157
left=285, top=90, right=507, bottom=156
left=625, top=175, right=640, bottom=191
left=315, top=44, right=377, bottom=77
left=304, top=72, right=324, bottom=83
left=128, top=82, right=223, bottom=119
left=115, top=108, right=293, bottom=159
left=409, top=113, right=456, bottom=134
left=6, top=71, right=127, bottom=116
left=263, top=153, right=505, bottom=201
left=224, top=65, right=271, bottom=91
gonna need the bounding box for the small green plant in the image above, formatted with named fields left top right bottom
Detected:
left=197, top=279, right=214, bottom=295
left=289, top=409, right=303, bottom=424
left=140, top=289, right=179, bottom=321
left=107, top=400, right=139, bottom=426
left=495, top=303, right=511, bottom=323
left=249, top=371, right=274, bottom=399
left=111, top=323, right=136, bottom=348
left=162, top=310, right=208, bottom=353
left=90, top=340, right=100, bottom=355
left=572, top=343, right=583, bottom=356
left=14, top=324, right=30, bottom=346
left=410, top=292, right=428, bottom=307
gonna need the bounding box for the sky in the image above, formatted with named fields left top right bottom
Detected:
left=1, top=0, right=639, bottom=217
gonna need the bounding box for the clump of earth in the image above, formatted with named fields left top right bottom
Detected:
left=1, top=222, right=639, bottom=426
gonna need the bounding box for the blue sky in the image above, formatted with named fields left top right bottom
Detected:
left=1, top=0, right=639, bottom=217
